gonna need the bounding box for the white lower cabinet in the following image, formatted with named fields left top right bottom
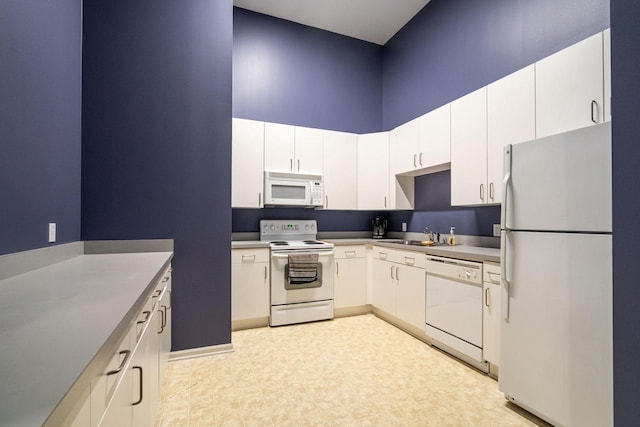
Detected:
left=231, top=249, right=270, bottom=322
left=482, top=262, right=501, bottom=366
left=371, top=247, right=426, bottom=331
left=334, top=245, right=367, bottom=309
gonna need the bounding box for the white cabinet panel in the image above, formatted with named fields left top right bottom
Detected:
left=418, top=103, right=451, bottom=169
left=390, top=118, right=419, bottom=175
left=232, top=118, right=264, bottom=208
left=294, top=126, right=323, bottom=174
left=487, top=65, right=536, bottom=204
left=371, top=258, right=395, bottom=314
left=535, top=32, right=604, bottom=138
left=264, top=122, right=295, bottom=173
left=357, top=132, right=389, bottom=210
left=232, top=249, right=270, bottom=321
left=482, top=262, right=501, bottom=366
left=451, top=87, right=488, bottom=206
left=323, top=130, right=358, bottom=210
left=334, top=258, right=367, bottom=309
left=603, top=28, right=611, bottom=123
left=396, top=264, right=426, bottom=330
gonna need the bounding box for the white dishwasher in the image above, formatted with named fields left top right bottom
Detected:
left=425, top=255, right=488, bottom=373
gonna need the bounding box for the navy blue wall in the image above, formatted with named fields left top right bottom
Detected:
left=0, top=1, right=82, bottom=255
left=233, top=7, right=383, bottom=134
left=82, top=0, right=233, bottom=350
left=611, top=0, right=640, bottom=424
left=383, top=0, right=610, bottom=129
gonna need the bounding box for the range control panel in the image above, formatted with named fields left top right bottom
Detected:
left=260, top=220, right=317, bottom=241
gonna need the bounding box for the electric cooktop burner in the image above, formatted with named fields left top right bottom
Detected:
left=270, top=241, right=289, bottom=246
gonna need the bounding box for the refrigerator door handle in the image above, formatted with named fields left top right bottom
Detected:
left=501, top=229, right=511, bottom=322
left=501, top=144, right=512, bottom=229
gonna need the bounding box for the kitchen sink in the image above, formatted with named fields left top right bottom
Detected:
left=385, top=239, right=446, bottom=247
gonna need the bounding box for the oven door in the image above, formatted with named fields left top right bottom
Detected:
left=271, top=251, right=334, bottom=305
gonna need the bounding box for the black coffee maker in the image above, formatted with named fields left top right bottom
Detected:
left=372, top=216, right=388, bottom=239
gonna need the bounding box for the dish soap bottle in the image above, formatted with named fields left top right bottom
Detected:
left=448, top=227, right=456, bottom=246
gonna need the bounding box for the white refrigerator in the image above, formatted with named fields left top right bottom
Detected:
left=499, top=122, right=613, bottom=427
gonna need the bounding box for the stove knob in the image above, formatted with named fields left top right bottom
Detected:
left=305, top=224, right=310, bottom=230
left=270, top=225, right=275, bottom=231
left=263, top=224, right=269, bottom=232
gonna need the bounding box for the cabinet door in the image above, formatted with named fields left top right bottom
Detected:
left=334, top=258, right=367, bottom=309
left=294, top=126, right=323, bottom=174
left=232, top=249, right=270, bottom=320
left=418, top=103, right=451, bottom=169
left=451, top=87, right=488, bottom=206
left=483, top=281, right=501, bottom=366
left=158, top=277, right=172, bottom=395
left=390, top=118, right=419, bottom=175
left=232, top=118, right=264, bottom=208
left=396, top=265, right=426, bottom=330
left=371, top=258, right=395, bottom=315
left=357, top=132, right=389, bottom=210
left=98, top=365, right=133, bottom=427
left=536, top=32, right=604, bottom=138
left=487, top=65, right=536, bottom=204
left=323, top=130, right=358, bottom=209
left=264, top=122, right=295, bottom=173
left=603, top=28, right=611, bottom=123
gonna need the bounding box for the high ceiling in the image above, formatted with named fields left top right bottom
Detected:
left=233, top=0, right=431, bottom=45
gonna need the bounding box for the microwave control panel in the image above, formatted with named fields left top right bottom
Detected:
left=311, top=181, right=324, bottom=205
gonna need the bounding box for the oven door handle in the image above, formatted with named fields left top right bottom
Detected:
left=271, top=251, right=334, bottom=258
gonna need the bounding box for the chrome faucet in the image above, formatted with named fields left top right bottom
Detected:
left=424, top=227, right=434, bottom=242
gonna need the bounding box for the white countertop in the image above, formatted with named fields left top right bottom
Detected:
left=0, top=251, right=173, bottom=427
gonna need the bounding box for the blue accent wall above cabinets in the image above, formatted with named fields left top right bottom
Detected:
left=0, top=0, right=82, bottom=255
left=82, top=0, right=233, bottom=351
left=611, top=0, right=640, bottom=423
left=382, top=0, right=610, bottom=129
left=233, top=7, right=383, bottom=134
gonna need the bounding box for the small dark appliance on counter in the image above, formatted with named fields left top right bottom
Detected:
left=372, top=216, right=388, bottom=239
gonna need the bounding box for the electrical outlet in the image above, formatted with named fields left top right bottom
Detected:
left=402, top=222, right=407, bottom=232
left=48, top=223, right=56, bottom=243
left=493, top=223, right=500, bottom=237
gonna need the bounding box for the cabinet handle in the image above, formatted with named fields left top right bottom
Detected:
left=485, top=288, right=490, bottom=307
left=137, top=311, right=151, bottom=325
left=480, top=184, right=485, bottom=201
left=258, top=192, right=262, bottom=206
left=132, top=366, right=143, bottom=405
left=290, top=158, right=293, bottom=171
left=487, top=271, right=500, bottom=283
left=396, top=266, right=400, bottom=281
left=336, top=261, right=339, bottom=277
left=379, top=252, right=387, bottom=260
left=157, top=309, right=165, bottom=334
left=419, top=152, right=423, bottom=166
left=153, top=289, right=162, bottom=298
left=489, top=182, right=494, bottom=201
left=591, top=100, right=599, bottom=123
left=325, top=195, right=328, bottom=208
left=345, top=250, right=356, bottom=257
left=413, top=154, right=417, bottom=167
left=167, top=290, right=172, bottom=309
left=264, top=265, right=267, bottom=280
left=297, top=159, right=300, bottom=172
left=107, top=350, right=131, bottom=376
left=404, top=256, right=414, bottom=265
left=384, top=196, right=387, bottom=208
left=390, top=265, right=394, bottom=279
left=241, top=255, right=256, bottom=262
left=161, top=275, right=170, bottom=283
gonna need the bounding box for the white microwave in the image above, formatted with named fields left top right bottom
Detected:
left=264, top=171, right=324, bottom=207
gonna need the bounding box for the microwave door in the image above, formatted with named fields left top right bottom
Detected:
left=268, top=180, right=311, bottom=206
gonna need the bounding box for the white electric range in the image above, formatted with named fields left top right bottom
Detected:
left=260, top=220, right=334, bottom=326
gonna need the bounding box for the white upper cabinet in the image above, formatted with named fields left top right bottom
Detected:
left=535, top=32, right=605, bottom=138
left=358, top=132, right=389, bottom=210
left=232, top=118, right=264, bottom=208
left=603, top=28, right=611, bottom=123
left=418, top=103, right=451, bottom=170
left=294, top=126, right=324, bottom=175
left=264, top=122, right=295, bottom=173
left=487, top=65, right=536, bottom=204
left=389, top=118, right=420, bottom=175
left=264, top=123, right=323, bottom=174
left=450, top=87, right=488, bottom=206
left=323, top=130, right=358, bottom=210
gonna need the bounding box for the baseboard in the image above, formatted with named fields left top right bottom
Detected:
left=232, top=317, right=269, bottom=331
left=334, top=305, right=372, bottom=318
left=169, top=343, right=234, bottom=361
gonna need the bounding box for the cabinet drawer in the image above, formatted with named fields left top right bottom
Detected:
left=395, top=249, right=426, bottom=269
left=483, top=261, right=501, bottom=284
left=232, top=248, right=269, bottom=264
left=372, top=247, right=396, bottom=262
left=334, top=245, right=365, bottom=259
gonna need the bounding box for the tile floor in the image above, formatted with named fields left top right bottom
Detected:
left=156, top=314, right=549, bottom=427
